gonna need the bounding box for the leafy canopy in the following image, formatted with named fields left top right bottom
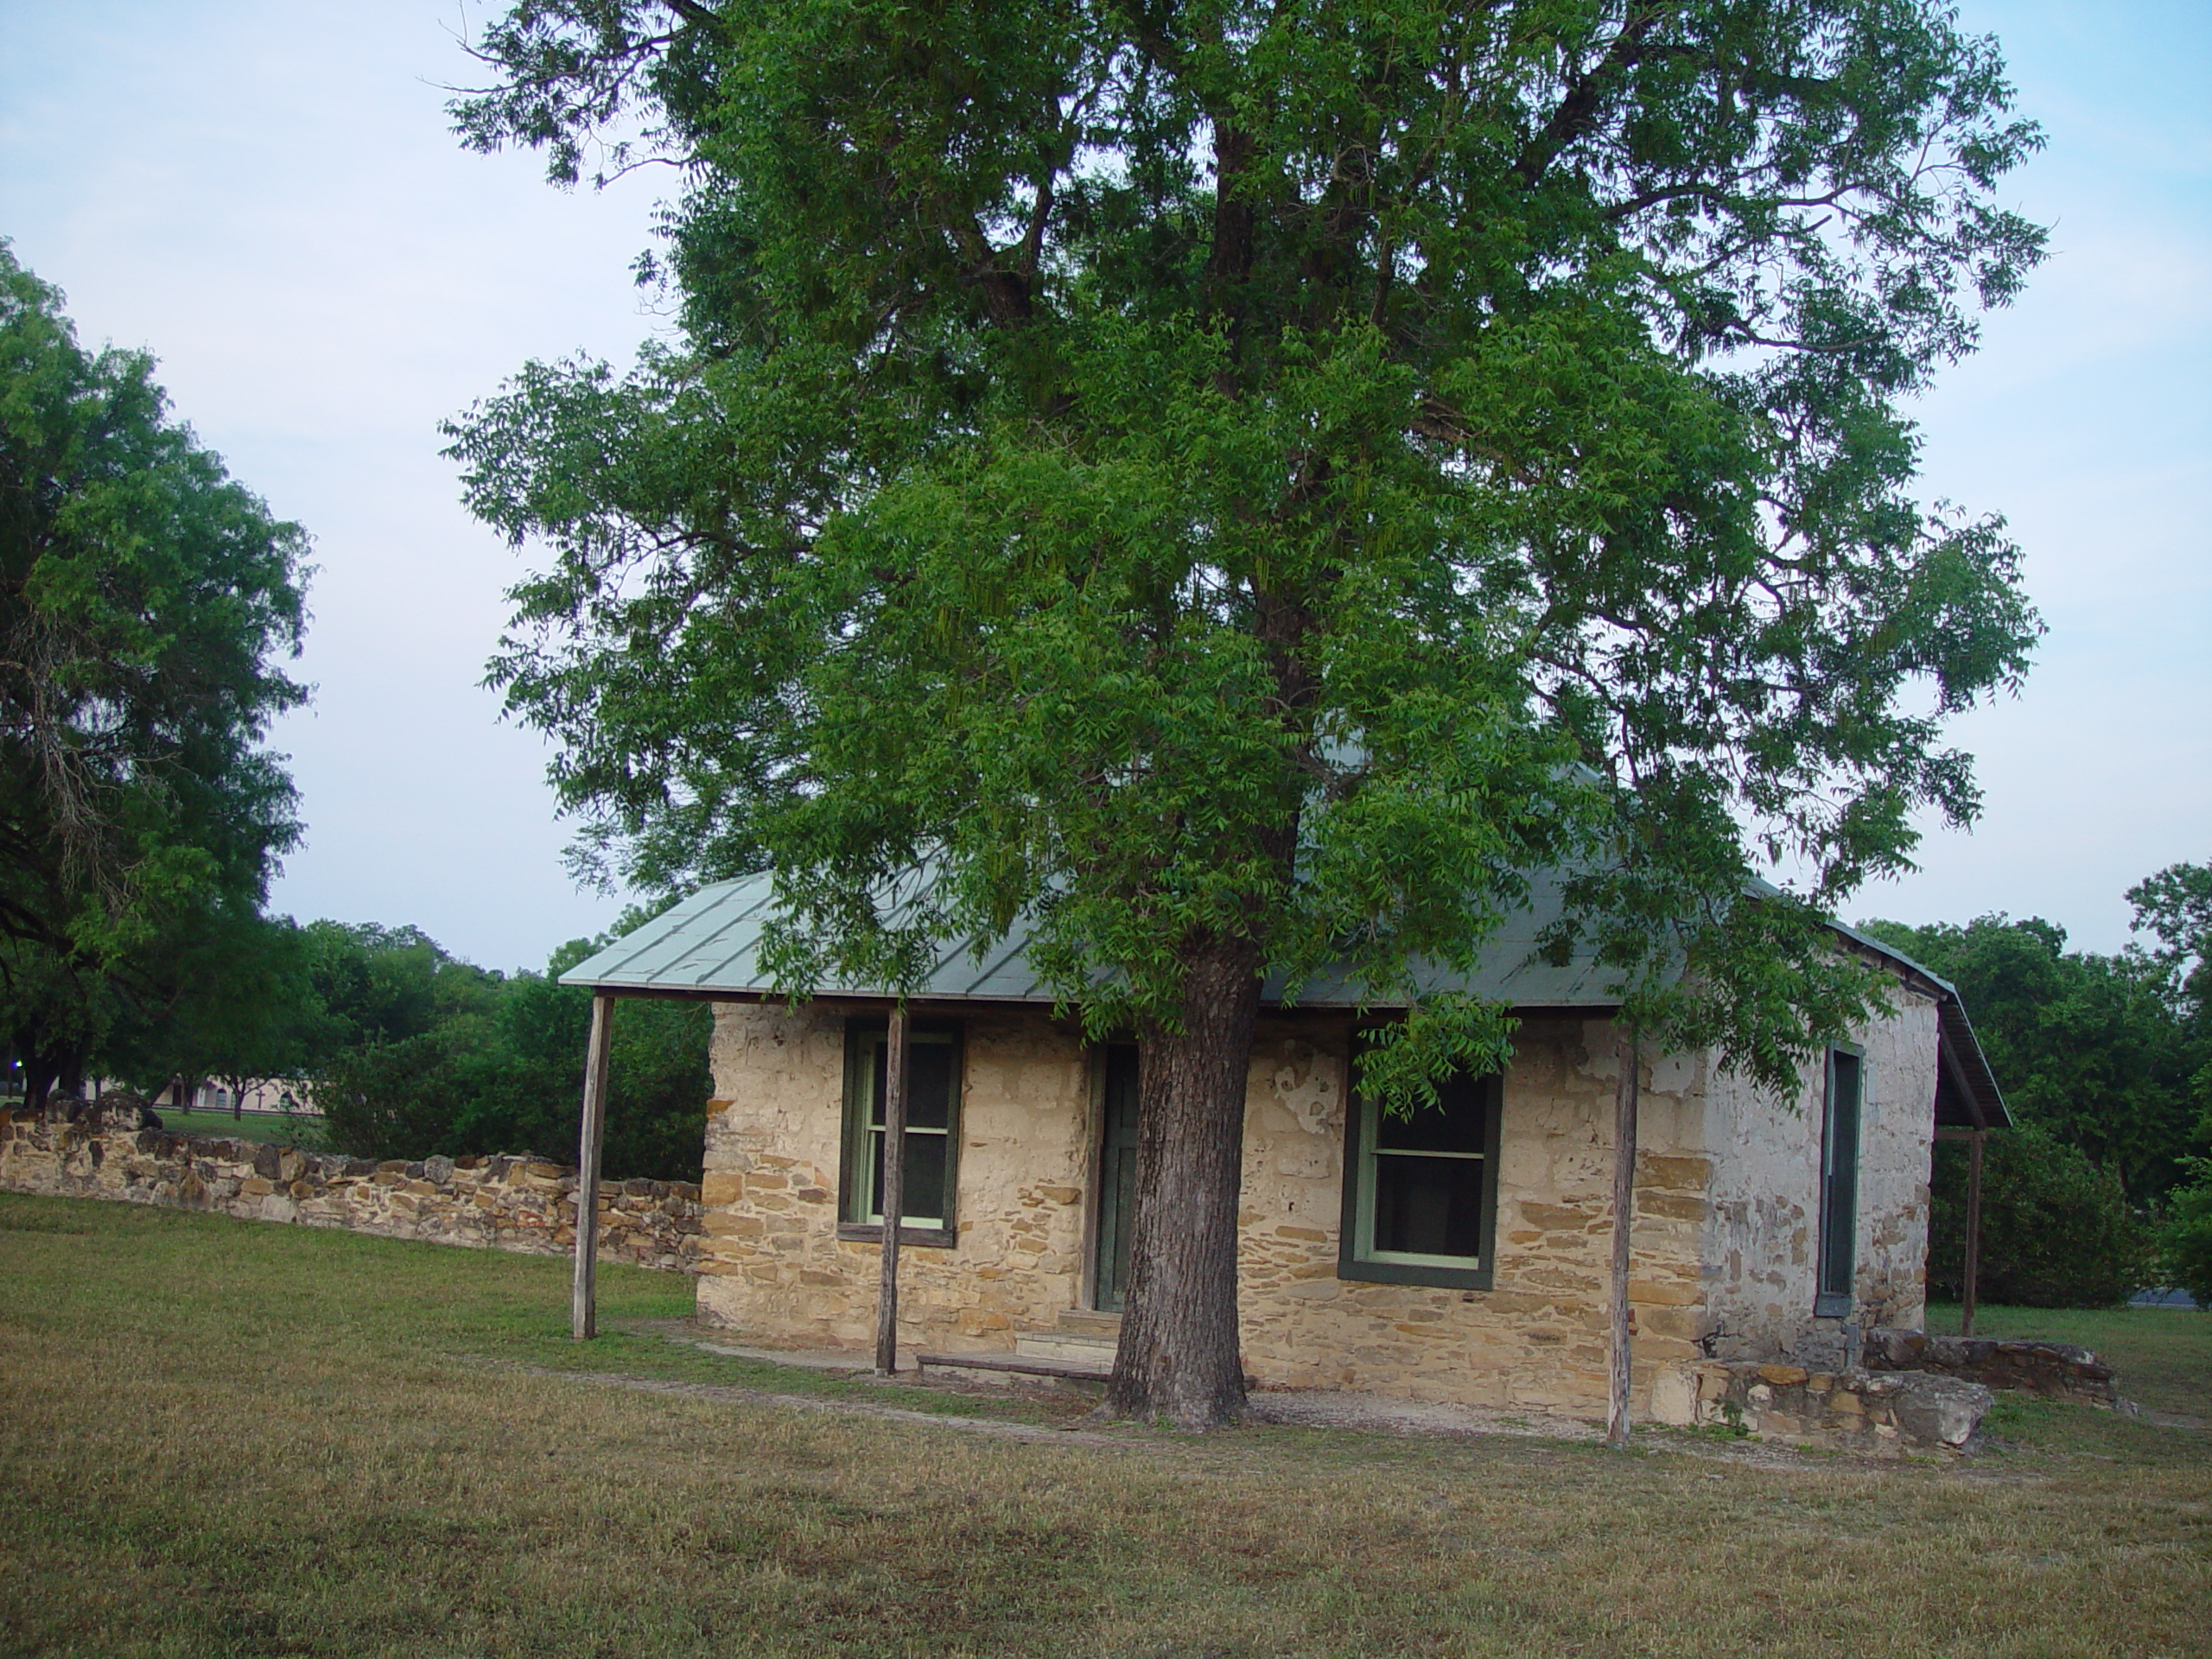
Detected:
left=1864, top=885, right=2210, bottom=1204
left=0, top=242, right=308, bottom=1088
left=449, top=0, right=2043, bottom=1092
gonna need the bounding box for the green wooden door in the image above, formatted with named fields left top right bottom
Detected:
left=1094, top=1044, right=1141, bottom=1313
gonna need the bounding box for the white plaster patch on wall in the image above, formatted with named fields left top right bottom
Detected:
left=1269, top=1039, right=1339, bottom=1136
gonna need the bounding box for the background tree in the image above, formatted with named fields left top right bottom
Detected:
left=1863, top=904, right=2203, bottom=1204
left=306, top=917, right=710, bottom=1181
left=103, top=912, right=325, bottom=1119
left=1924, top=1126, right=2154, bottom=1309
left=452, top=0, right=2044, bottom=1424
left=1867, top=866, right=2208, bottom=1308
left=2129, top=858, right=2212, bottom=1140
left=0, top=242, right=308, bottom=1109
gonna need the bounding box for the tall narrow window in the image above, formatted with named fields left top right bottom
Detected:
left=1815, top=1047, right=1863, bottom=1319
left=1339, top=1065, right=1501, bottom=1289
left=840, top=1020, right=961, bottom=1241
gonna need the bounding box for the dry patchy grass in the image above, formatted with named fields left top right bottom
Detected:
left=0, top=1192, right=2205, bottom=1658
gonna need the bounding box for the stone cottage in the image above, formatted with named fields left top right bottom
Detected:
left=562, top=872, right=2004, bottom=1420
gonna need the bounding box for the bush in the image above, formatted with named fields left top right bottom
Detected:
left=1929, top=1125, right=2157, bottom=1307
left=313, top=976, right=711, bottom=1183
left=2157, top=1158, right=2212, bottom=1309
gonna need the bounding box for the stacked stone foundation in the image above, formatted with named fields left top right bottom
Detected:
left=1866, top=1327, right=2119, bottom=1406
left=1653, top=1358, right=1993, bottom=1451
left=0, top=1109, right=702, bottom=1270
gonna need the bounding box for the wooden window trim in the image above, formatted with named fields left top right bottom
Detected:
left=1337, top=1068, right=1502, bottom=1292
left=836, top=1223, right=958, bottom=1250
left=839, top=1018, right=963, bottom=1240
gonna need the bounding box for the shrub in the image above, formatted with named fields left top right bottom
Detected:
left=1928, top=1125, right=2157, bottom=1307
left=2156, top=1158, right=2212, bottom=1309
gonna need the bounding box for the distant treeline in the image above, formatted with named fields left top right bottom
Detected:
left=1865, top=859, right=2210, bottom=1306
left=303, top=917, right=712, bottom=1184
left=3, top=907, right=711, bottom=1185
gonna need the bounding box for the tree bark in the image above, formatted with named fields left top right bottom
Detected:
left=1106, top=930, right=1265, bottom=1428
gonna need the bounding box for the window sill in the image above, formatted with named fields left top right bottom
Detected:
left=1813, top=1292, right=1853, bottom=1319
left=837, top=1223, right=957, bottom=1250
left=1337, top=1256, right=1492, bottom=1291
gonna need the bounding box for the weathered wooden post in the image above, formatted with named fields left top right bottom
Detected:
left=1961, top=1128, right=1985, bottom=1337
left=1607, top=1025, right=1639, bottom=1448
left=874, top=1006, right=911, bottom=1376
left=570, top=991, right=615, bottom=1341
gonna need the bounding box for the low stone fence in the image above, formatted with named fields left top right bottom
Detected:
left=0, top=1109, right=702, bottom=1271
left=1662, top=1359, right=1993, bottom=1451
left=1866, top=1327, right=2119, bottom=1407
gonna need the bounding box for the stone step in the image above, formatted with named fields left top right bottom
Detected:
left=913, top=1351, right=1109, bottom=1383
left=1015, top=1331, right=1117, bottom=1363
left=1057, top=1308, right=1122, bottom=1337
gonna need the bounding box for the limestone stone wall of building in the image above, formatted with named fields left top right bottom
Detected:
left=694, top=1003, right=1745, bottom=1416
left=1698, top=990, right=1939, bottom=1367
left=692, top=1000, right=1096, bottom=1351
left=1230, top=1015, right=1713, bottom=1414
left=0, top=1109, right=701, bottom=1268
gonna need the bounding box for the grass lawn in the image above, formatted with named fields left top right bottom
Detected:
left=1925, top=1301, right=2209, bottom=1420
left=150, top=1107, right=328, bottom=1148
left=2, top=1195, right=2205, bottom=1659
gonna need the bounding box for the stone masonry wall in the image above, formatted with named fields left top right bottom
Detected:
left=693, top=1000, right=1095, bottom=1352
left=1229, top=1014, right=1713, bottom=1414
left=1699, top=988, right=1939, bottom=1369
left=695, top=1003, right=1736, bottom=1418
left=0, top=1109, right=702, bottom=1269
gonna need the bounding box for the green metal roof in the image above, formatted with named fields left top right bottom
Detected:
left=560, top=868, right=2007, bottom=1125
left=558, top=868, right=1624, bottom=1008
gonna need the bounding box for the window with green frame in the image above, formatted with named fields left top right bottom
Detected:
left=1338, top=1064, right=1502, bottom=1289
left=1815, top=1046, right=1863, bottom=1319
left=838, top=1020, right=962, bottom=1243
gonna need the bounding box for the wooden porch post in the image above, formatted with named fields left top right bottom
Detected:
left=874, top=1006, right=911, bottom=1376
left=1961, top=1128, right=1985, bottom=1338
left=570, top=992, right=615, bottom=1341
left=1607, top=1024, right=1639, bottom=1449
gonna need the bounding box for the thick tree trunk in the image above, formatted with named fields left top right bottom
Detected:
left=23, top=1058, right=54, bottom=1117
left=1106, top=931, right=1265, bottom=1429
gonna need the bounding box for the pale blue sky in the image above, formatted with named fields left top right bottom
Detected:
left=1, top=2, right=2204, bottom=970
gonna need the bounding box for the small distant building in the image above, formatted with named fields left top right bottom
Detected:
left=562, top=872, right=2003, bottom=1421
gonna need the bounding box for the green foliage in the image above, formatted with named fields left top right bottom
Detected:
left=2156, top=1157, right=2212, bottom=1310
left=0, top=241, right=308, bottom=1103
left=1860, top=904, right=2205, bottom=1200
left=1927, top=1127, right=2156, bottom=1309
left=102, top=913, right=325, bottom=1104
left=450, top=0, right=2044, bottom=1099
left=308, top=922, right=709, bottom=1181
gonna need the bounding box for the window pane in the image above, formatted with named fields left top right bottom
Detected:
left=1821, top=1052, right=1861, bottom=1298
left=872, top=1128, right=948, bottom=1224
left=1373, top=1153, right=1486, bottom=1259
left=1373, top=1072, right=1487, bottom=1154
left=866, top=1039, right=955, bottom=1131
left=907, top=1042, right=955, bottom=1130
left=904, top=1132, right=947, bottom=1222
